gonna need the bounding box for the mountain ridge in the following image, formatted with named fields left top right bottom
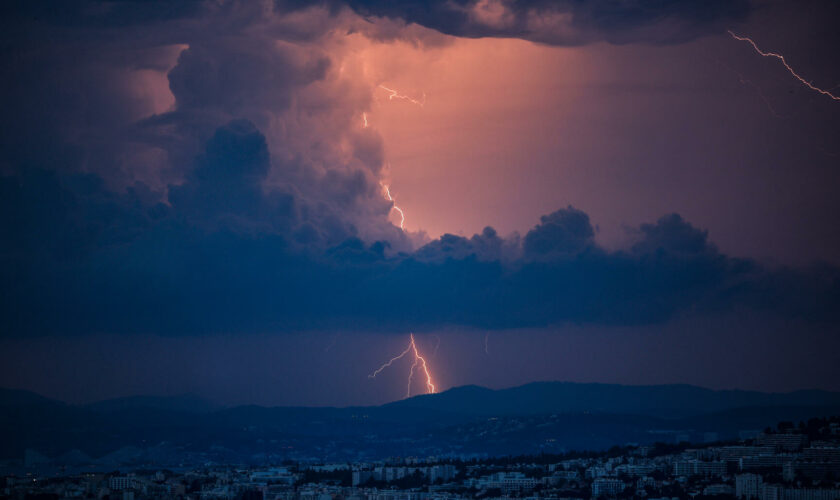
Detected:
left=3, top=381, right=840, bottom=416
left=384, top=381, right=840, bottom=418
left=2, top=382, right=840, bottom=463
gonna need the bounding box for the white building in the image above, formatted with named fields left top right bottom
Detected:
left=429, top=465, right=456, bottom=483
left=673, top=460, right=727, bottom=477
left=351, top=470, right=373, bottom=486
left=736, top=473, right=762, bottom=499
left=759, top=484, right=840, bottom=500
left=108, top=476, right=134, bottom=491
left=592, top=478, right=625, bottom=498
left=478, top=472, right=536, bottom=492
left=249, top=468, right=296, bottom=485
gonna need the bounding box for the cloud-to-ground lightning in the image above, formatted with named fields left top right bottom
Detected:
left=728, top=31, right=840, bottom=102
left=369, top=334, right=436, bottom=398
left=484, top=333, right=490, bottom=355
left=382, top=183, right=406, bottom=230
left=371, top=84, right=426, bottom=231
left=378, top=85, right=426, bottom=106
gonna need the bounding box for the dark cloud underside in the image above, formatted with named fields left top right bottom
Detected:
left=2, top=119, right=838, bottom=336
left=1, top=0, right=839, bottom=337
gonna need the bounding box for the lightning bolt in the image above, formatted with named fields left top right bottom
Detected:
left=378, top=85, right=426, bottom=106
left=382, top=183, right=406, bottom=230
left=728, top=31, right=840, bottom=102
left=484, top=333, right=490, bottom=355
left=369, top=333, right=436, bottom=398
left=372, top=85, right=426, bottom=231
left=407, top=334, right=436, bottom=397
left=363, top=85, right=425, bottom=129
left=368, top=341, right=413, bottom=379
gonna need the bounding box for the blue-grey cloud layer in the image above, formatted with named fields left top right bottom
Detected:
left=2, top=118, right=838, bottom=336
left=345, top=0, right=750, bottom=45
left=1, top=0, right=838, bottom=337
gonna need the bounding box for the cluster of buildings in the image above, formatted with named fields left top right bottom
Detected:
left=3, top=420, right=840, bottom=499
left=352, top=465, right=458, bottom=486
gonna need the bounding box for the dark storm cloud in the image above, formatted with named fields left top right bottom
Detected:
left=0, top=0, right=399, bottom=238
left=345, top=0, right=751, bottom=46
left=167, top=120, right=296, bottom=231
left=413, top=227, right=518, bottom=262
left=1, top=118, right=838, bottom=335
left=631, top=213, right=713, bottom=256
left=0, top=0, right=838, bottom=337
left=523, top=207, right=595, bottom=258
left=167, top=38, right=330, bottom=114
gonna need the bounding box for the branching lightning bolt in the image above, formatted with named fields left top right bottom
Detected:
left=407, top=334, right=436, bottom=397
left=368, top=342, right=413, bottom=379
left=365, top=86, right=434, bottom=399
left=372, top=85, right=426, bottom=231
left=382, top=183, right=406, bottom=230
left=369, top=333, right=436, bottom=398
left=728, top=31, right=840, bottom=102
left=378, top=85, right=426, bottom=106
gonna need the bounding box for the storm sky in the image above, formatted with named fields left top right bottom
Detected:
left=1, top=0, right=839, bottom=406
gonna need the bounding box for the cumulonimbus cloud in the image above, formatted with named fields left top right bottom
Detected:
left=2, top=117, right=837, bottom=336
left=3, top=0, right=838, bottom=337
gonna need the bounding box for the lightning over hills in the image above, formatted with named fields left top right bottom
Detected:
left=369, top=334, right=436, bottom=399
left=1, top=0, right=840, bottom=481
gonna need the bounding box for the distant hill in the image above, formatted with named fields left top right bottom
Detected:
left=84, top=394, right=220, bottom=414
left=385, top=382, right=840, bottom=418
left=1, top=382, right=839, bottom=465
left=0, top=388, right=64, bottom=408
